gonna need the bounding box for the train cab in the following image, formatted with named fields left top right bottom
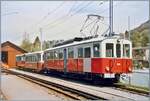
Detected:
left=91, top=37, right=132, bottom=80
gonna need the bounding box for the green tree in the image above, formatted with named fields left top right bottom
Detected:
left=32, top=36, right=41, bottom=51
left=20, top=38, right=32, bottom=52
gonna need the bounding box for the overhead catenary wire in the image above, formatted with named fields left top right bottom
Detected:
left=12, top=1, right=107, bottom=43
left=25, top=1, right=66, bottom=32
left=17, top=1, right=122, bottom=45
left=43, top=1, right=93, bottom=30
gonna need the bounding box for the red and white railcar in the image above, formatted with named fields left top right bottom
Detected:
left=16, top=54, right=25, bottom=67
left=24, top=51, right=44, bottom=72
left=43, top=36, right=132, bottom=81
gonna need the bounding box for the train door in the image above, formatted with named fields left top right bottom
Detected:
left=63, top=48, right=67, bottom=74
left=83, top=45, right=92, bottom=73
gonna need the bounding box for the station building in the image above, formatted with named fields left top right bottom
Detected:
left=1, top=41, right=27, bottom=68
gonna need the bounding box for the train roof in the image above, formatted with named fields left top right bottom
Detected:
left=45, top=36, right=131, bottom=52
left=24, top=51, right=43, bottom=55
left=16, top=54, right=25, bottom=57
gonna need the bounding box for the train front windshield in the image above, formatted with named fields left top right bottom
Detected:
left=106, top=42, right=131, bottom=58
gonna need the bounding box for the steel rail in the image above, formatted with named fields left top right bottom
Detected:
left=5, top=69, right=149, bottom=101
left=5, top=69, right=106, bottom=100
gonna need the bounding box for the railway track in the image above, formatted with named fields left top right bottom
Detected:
left=3, top=69, right=105, bottom=100
left=4, top=69, right=149, bottom=101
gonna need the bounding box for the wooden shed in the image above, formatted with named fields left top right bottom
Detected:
left=1, top=41, right=27, bottom=68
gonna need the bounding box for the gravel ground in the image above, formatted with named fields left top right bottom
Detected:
left=1, top=73, right=73, bottom=101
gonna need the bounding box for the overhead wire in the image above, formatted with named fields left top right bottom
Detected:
left=25, top=1, right=66, bottom=33
left=43, top=1, right=93, bottom=30
left=16, top=1, right=121, bottom=44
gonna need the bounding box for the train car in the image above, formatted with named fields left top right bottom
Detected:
left=24, top=51, right=44, bottom=72
left=43, top=36, right=132, bottom=82
left=16, top=54, right=25, bottom=67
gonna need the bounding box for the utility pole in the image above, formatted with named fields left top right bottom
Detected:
left=39, top=28, right=43, bottom=51
left=109, top=0, right=113, bottom=36
left=148, top=0, right=150, bottom=99
left=128, top=16, right=131, bottom=40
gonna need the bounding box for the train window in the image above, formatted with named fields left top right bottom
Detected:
left=21, top=56, right=25, bottom=61
left=16, top=56, right=21, bottom=61
left=37, top=54, right=41, bottom=61
left=31, top=56, right=34, bottom=62
left=26, top=56, right=29, bottom=62
left=84, top=47, right=91, bottom=58
left=93, top=43, right=100, bottom=57
left=106, top=43, right=114, bottom=57
left=54, top=50, right=59, bottom=59
left=59, top=49, right=63, bottom=59
left=50, top=51, right=54, bottom=59
left=78, top=48, right=83, bottom=58
left=116, top=44, right=121, bottom=57
left=123, top=44, right=130, bottom=58
left=68, top=47, right=74, bottom=58
left=45, top=52, right=49, bottom=60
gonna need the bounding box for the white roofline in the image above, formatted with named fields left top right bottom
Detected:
left=44, top=36, right=131, bottom=52
left=16, top=54, right=25, bottom=57
left=25, top=51, right=43, bottom=55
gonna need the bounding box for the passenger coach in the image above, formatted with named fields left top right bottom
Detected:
left=16, top=54, right=25, bottom=67
left=24, top=51, right=44, bottom=72
left=43, top=36, right=132, bottom=82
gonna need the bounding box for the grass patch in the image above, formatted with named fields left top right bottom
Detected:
left=115, top=82, right=150, bottom=94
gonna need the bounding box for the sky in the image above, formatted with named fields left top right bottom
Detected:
left=1, top=1, right=149, bottom=45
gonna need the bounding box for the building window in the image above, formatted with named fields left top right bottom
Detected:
left=93, top=43, right=100, bottom=57
left=106, top=43, right=114, bottom=57
left=84, top=47, right=91, bottom=58
left=78, top=48, right=83, bottom=58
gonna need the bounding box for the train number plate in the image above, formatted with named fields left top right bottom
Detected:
left=104, top=73, right=115, bottom=78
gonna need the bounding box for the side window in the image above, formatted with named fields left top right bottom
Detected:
left=46, top=52, right=50, bottom=60
left=22, top=55, right=25, bottom=61
left=54, top=50, right=59, bottom=59
left=84, top=47, right=91, bottom=58
left=37, top=54, right=41, bottom=61
left=78, top=48, right=83, bottom=58
left=68, top=47, right=74, bottom=58
left=106, top=43, right=114, bottom=57
left=123, top=44, right=130, bottom=58
left=16, top=56, right=20, bottom=61
left=59, top=49, right=63, bottom=59
left=50, top=51, right=54, bottom=59
left=93, top=43, right=100, bottom=57
left=116, top=44, right=121, bottom=57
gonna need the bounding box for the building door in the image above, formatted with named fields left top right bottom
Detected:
left=1, top=51, right=8, bottom=64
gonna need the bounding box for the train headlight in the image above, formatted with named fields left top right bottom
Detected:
left=128, top=67, right=132, bottom=72
left=105, top=66, right=110, bottom=72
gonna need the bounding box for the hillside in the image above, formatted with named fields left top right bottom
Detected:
left=130, top=20, right=150, bottom=47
